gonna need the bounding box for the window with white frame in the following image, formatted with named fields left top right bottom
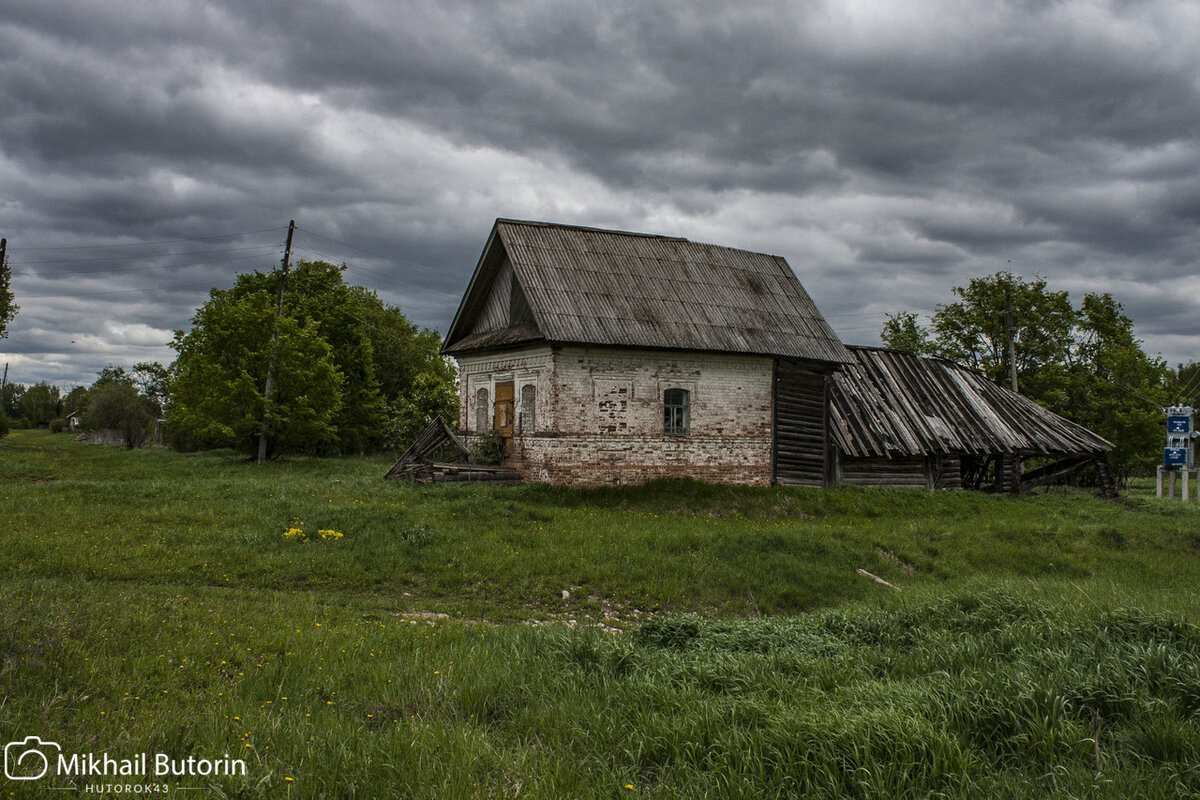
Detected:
left=663, top=388, right=690, bottom=436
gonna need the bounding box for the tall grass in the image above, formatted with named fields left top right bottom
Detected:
left=2, top=578, right=1198, bottom=798
left=3, top=430, right=1200, bottom=797
left=4, top=430, right=1199, bottom=620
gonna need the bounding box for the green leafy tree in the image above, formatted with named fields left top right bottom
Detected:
left=880, top=311, right=934, bottom=355
left=1170, top=362, right=1200, bottom=408
left=131, top=362, right=169, bottom=416
left=81, top=374, right=155, bottom=449
left=167, top=260, right=456, bottom=457
left=0, top=242, right=16, bottom=339
left=929, top=272, right=1076, bottom=392
left=1064, top=293, right=1169, bottom=478
left=61, top=386, right=89, bottom=416
left=385, top=368, right=460, bottom=449
left=351, top=286, right=458, bottom=446
left=2, top=381, right=25, bottom=420
left=275, top=263, right=386, bottom=454
left=19, top=382, right=61, bottom=427
left=168, top=276, right=343, bottom=457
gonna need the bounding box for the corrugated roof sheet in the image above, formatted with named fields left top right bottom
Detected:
left=443, top=219, right=852, bottom=363
left=830, top=347, right=1112, bottom=457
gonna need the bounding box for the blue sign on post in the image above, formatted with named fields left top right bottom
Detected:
left=1164, top=447, right=1188, bottom=466
left=1167, top=416, right=1191, bottom=434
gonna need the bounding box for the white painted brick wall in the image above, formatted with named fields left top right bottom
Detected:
left=456, top=345, right=773, bottom=486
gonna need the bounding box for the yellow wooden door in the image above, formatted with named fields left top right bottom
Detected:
left=493, top=381, right=515, bottom=438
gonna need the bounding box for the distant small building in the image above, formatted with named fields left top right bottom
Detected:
left=828, top=347, right=1115, bottom=494
left=65, top=411, right=80, bottom=432
left=440, top=219, right=852, bottom=486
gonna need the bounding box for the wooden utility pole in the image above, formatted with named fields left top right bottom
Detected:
left=257, top=220, right=296, bottom=464
left=1005, top=283, right=1018, bottom=393
left=1, top=239, right=7, bottom=409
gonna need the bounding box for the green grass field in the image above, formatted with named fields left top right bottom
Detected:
left=3, top=429, right=1200, bottom=798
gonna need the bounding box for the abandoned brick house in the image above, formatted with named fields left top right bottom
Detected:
left=431, top=218, right=1114, bottom=491
left=439, top=219, right=853, bottom=486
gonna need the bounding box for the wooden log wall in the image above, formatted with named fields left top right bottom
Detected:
left=838, top=455, right=928, bottom=488
left=834, top=453, right=963, bottom=490
left=996, top=454, right=1022, bottom=493
left=934, top=455, right=963, bottom=490
left=773, top=360, right=829, bottom=486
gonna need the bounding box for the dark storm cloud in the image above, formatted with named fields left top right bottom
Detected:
left=1, top=0, right=1197, bottom=387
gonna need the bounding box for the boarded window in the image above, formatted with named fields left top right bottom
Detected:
left=475, top=387, right=489, bottom=433
left=520, top=384, right=537, bottom=433
left=663, top=388, right=690, bottom=436
left=594, top=377, right=631, bottom=434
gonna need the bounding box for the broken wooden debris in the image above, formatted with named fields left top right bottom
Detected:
left=384, top=416, right=520, bottom=483
left=856, top=568, right=900, bottom=590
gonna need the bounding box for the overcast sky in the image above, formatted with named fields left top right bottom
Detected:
left=2, top=0, right=1198, bottom=389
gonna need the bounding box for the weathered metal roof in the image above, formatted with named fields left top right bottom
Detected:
left=830, top=347, right=1112, bottom=458
left=443, top=219, right=852, bottom=363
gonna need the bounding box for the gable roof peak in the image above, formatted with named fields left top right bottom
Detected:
left=443, top=219, right=852, bottom=364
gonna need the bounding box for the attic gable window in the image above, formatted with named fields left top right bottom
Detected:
left=663, top=388, right=690, bottom=436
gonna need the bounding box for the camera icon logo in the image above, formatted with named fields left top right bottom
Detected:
left=5, top=737, right=61, bottom=781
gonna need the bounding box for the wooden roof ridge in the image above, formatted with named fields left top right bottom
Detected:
left=493, top=218, right=690, bottom=244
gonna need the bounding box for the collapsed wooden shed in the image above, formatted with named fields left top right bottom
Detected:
left=384, top=416, right=519, bottom=483
left=828, top=347, right=1116, bottom=495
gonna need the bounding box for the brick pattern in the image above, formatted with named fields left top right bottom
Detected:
left=456, top=345, right=773, bottom=486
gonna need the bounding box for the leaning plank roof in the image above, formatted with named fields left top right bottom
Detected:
left=830, top=346, right=1112, bottom=458
left=442, top=219, right=852, bottom=363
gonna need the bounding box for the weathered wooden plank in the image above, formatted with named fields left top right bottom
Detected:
left=773, top=358, right=828, bottom=487
left=829, top=347, right=1111, bottom=462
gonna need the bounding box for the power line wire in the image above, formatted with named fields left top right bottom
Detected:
left=16, top=249, right=283, bottom=277
left=1091, top=370, right=1167, bottom=413
left=289, top=244, right=428, bottom=293
left=11, top=227, right=284, bottom=251
left=24, top=282, right=221, bottom=300
left=1171, top=366, right=1200, bottom=402
left=293, top=226, right=447, bottom=279
left=15, top=244, right=282, bottom=268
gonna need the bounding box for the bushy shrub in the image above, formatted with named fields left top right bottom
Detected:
left=470, top=429, right=506, bottom=465
left=398, top=522, right=435, bottom=548
left=49, top=417, right=65, bottom=433
left=82, top=380, right=153, bottom=449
